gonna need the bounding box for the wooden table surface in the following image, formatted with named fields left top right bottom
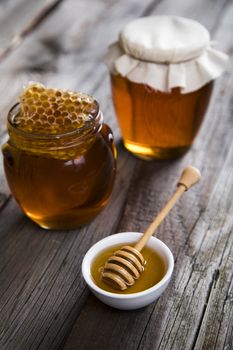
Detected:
left=0, top=0, right=232, bottom=349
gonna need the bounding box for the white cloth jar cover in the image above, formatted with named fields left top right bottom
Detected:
left=104, top=16, right=228, bottom=93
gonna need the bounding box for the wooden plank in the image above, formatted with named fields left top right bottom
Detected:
left=0, top=0, right=58, bottom=53
left=193, top=233, right=233, bottom=349
left=0, top=0, right=232, bottom=349
left=63, top=0, right=233, bottom=349
left=0, top=1, right=158, bottom=349
left=148, top=147, right=233, bottom=350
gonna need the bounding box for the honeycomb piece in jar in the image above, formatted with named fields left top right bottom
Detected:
left=16, top=82, right=97, bottom=134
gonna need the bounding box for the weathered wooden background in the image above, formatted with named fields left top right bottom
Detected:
left=0, top=0, right=232, bottom=349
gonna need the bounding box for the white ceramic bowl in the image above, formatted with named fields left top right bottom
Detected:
left=82, top=232, right=174, bottom=310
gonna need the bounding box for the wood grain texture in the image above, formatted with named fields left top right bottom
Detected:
left=64, top=0, right=233, bottom=349
left=0, top=0, right=64, bottom=62
left=0, top=0, right=232, bottom=349
left=0, top=0, right=154, bottom=349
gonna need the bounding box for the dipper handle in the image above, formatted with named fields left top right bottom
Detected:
left=134, top=166, right=201, bottom=252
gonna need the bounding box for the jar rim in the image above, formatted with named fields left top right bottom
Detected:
left=7, top=102, right=102, bottom=140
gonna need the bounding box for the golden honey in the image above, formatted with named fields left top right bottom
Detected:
left=2, top=83, right=116, bottom=229
left=91, top=243, right=166, bottom=294
left=111, top=74, right=213, bottom=159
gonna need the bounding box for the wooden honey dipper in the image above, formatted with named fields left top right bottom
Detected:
left=100, top=166, right=201, bottom=290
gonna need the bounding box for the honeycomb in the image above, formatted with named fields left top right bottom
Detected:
left=14, top=82, right=97, bottom=134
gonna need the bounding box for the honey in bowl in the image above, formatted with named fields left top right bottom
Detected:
left=91, top=243, right=166, bottom=294
left=2, top=83, right=116, bottom=229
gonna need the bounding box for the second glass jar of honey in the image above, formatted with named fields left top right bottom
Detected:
left=105, top=16, right=228, bottom=159
left=2, top=84, right=116, bottom=230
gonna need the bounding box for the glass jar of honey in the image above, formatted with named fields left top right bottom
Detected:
left=105, top=16, right=228, bottom=159
left=2, top=84, right=116, bottom=230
